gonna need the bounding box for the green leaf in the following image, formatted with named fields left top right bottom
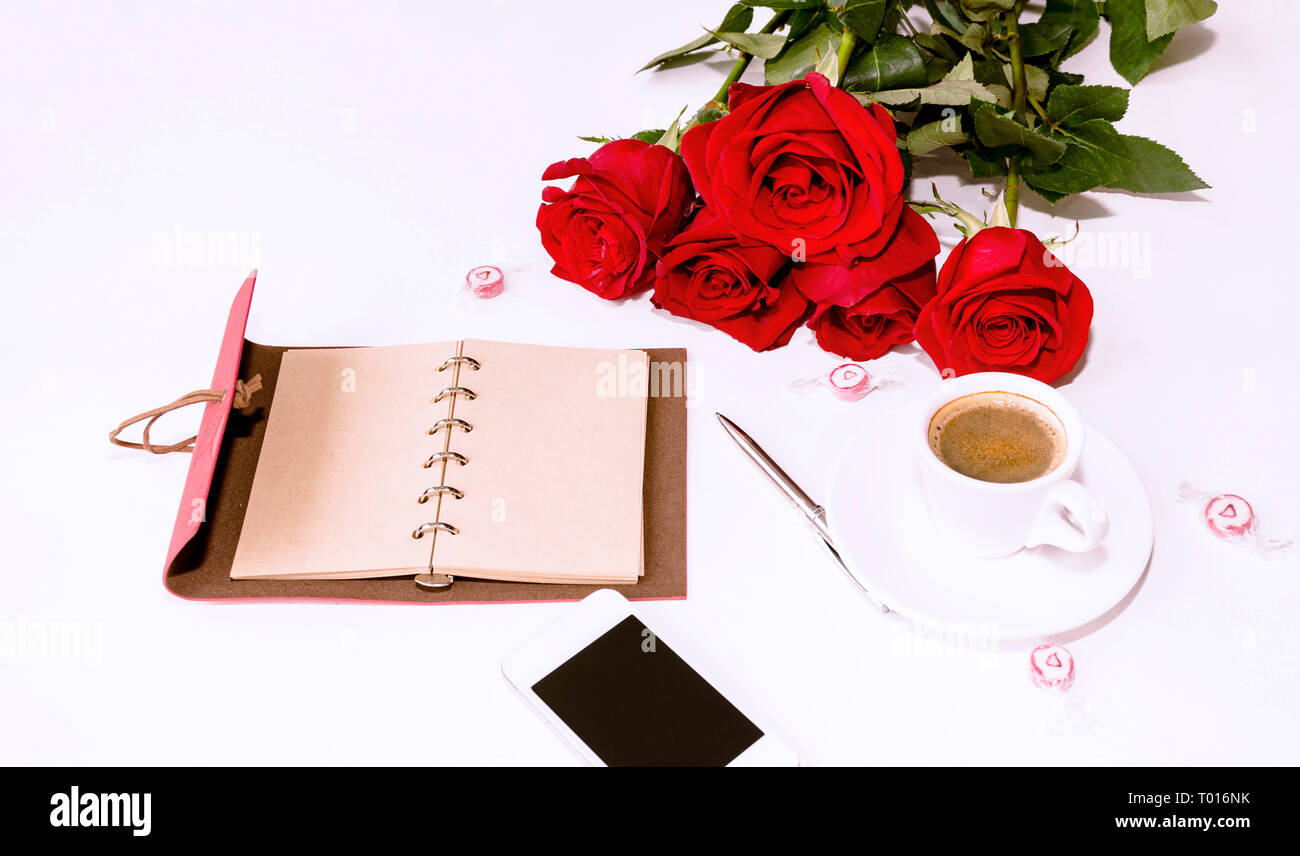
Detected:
left=955, top=0, right=1015, bottom=23
left=914, top=31, right=960, bottom=62
left=921, top=54, right=954, bottom=85
left=639, top=4, right=754, bottom=71
left=1048, top=68, right=1086, bottom=88
left=866, top=80, right=996, bottom=106
left=1019, top=21, right=1074, bottom=57
left=866, top=57, right=1000, bottom=107
left=738, top=0, right=825, bottom=8
left=971, top=101, right=1067, bottom=165
left=948, top=52, right=976, bottom=80
left=1108, top=0, right=1173, bottom=85
left=842, top=32, right=929, bottom=91
left=1023, top=120, right=1122, bottom=200
left=841, top=0, right=887, bottom=42
left=930, top=22, right=992, bottom=57
left=954, top=22, right=991, bottom=56
left=630, top=129, right=666, bottom=144
left=764, top=23, right=840, bottom=84
left=984, top=83, right=1012, bottom=108
left=866, top=52, right=999, bottom=105
left=1145, top=0, right=1218, bottom=41
left=639, top=35, right=715, bottom=73
left=1040, top=0, right=1101, bottom=61
left=1101, top=134, right=1209, bottom=193
left=577, top=135, right=616, bottom=144
left=979, top=76, right=1049, bottom=112
left=924, top=0, right=968, bottom=33
left=1047, top=85, right=1129, bottom=126
left=907, top=117, right=969, bottom=155
left=963, top=146, right=1008, bottom=178
left=1003, top=63, right=1049, bottom=103
left=712, top=30, right=788, bottom=59
left=778, top=6, right=827, bottom=52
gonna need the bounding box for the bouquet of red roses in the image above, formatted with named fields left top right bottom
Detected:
left=536, top=2, right=1212, bottom=384
left=539, top=73, right=939, bottom=360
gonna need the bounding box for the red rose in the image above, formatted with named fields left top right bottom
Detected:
left=799, top=260, right=938, bottom=361
left=787, top=208, right=938, bottom=305
left=786, top=204, right=939, bottom=359
left=914, top=227, right=1094, bottom=383
left=537, top=139, right=694, bottom=299
left=651, top=207, right=810, bottom=351
left=680, top=72, right=906, bottom=265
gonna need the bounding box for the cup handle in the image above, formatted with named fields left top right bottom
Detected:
left=1025, top=480, right=1109, bottom=552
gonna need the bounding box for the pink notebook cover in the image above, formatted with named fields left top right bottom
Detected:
left=164, top=271, right=255, bottom=572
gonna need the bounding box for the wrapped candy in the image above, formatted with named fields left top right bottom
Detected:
left=1029, top=644, right=1075, bottom=690
left=827, top=363, right=873, bottom=401
left=791, top=362, right=897, bottom=401
left=1203, top=493, right=1254, bottom=540
left=465, top=265, right=505, bottom=298
left=1176, top=483, right=1291, bottom=554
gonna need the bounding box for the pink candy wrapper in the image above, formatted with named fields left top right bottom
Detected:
left=466, top=265, right=505, bottom=298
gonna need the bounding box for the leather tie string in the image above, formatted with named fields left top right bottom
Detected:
left=109, top=374, right=262, bottom=454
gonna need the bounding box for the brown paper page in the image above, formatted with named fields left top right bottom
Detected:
left=429, top=340, right=648, bottom=584
left=230, top=343, right=453, bottom=579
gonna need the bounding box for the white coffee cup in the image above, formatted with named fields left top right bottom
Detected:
left=916, top=372, right=1108, bottom=558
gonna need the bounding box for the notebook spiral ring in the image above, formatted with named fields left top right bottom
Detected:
left=423, top=450, right=469, bottom=469
left=432, top=386, right=477, bottom=403
left=437, top=356, right=481, bottom=372
left=428, top=417, right=473, bottom=436
left=411, top=521, right=459, bottom=539
left=417, top=485, right=464, bottom=503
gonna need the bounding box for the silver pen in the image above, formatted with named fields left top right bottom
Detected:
left=716, top=412, right=889, bottom=613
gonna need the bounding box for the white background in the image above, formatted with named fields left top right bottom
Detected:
left=2, top=1, right=1296, bottom=765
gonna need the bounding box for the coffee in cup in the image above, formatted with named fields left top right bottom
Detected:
left=927, top=391, right=1066, bottom=484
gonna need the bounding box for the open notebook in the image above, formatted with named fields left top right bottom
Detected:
left=229, top=339, right=649, bottom=586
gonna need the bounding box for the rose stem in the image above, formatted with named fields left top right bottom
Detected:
left=1004, top=1, right=1028, bottom=227
left=709, top=10, right=792, bottom=107
left=835, top=30, right=858, bottom=76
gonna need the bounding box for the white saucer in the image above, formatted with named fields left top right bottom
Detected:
left=826, top=401, right=1153, bottom=639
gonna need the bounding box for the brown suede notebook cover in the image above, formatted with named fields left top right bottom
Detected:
left=162, top=277, right=687, bottom=604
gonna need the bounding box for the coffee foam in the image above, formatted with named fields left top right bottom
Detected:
left=928, top=391, right=1067, bottom=481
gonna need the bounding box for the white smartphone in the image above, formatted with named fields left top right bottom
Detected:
left=503, top=589, right=798, bottom=766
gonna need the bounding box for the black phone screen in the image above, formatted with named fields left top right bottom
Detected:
left=531, top=615, right=764, bottom=766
